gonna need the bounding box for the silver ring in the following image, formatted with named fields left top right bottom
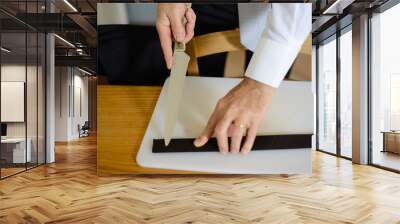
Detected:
left=234, top=123, right=247, bottom=129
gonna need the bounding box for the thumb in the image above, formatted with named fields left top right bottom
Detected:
left=194, top=115, right=217, bottom=148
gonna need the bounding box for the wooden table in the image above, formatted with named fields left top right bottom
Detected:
left=382, top=131, right=400, bottom=154
left=97, top=85, right=196, bottom=174
left=1, top=138, right=32, bottom=164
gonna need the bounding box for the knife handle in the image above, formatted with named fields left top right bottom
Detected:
left=174, top=42, right=186, bottom=52
left=174, top=3, right=192, bottom=52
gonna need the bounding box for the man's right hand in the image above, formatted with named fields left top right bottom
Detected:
left=156, top=3, right=196, bottom=69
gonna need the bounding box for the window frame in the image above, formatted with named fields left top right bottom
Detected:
left=315, top=24, right=353, bottom=161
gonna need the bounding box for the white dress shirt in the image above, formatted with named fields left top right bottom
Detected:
left=239, top=3, right=311, bottom=88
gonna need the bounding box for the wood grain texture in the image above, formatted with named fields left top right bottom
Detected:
left=97, top=85, right=197, bottom=174
left=1, top=135, right=400, bottom=223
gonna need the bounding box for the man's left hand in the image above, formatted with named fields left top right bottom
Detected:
left=194, top=77, right=275, bottom=154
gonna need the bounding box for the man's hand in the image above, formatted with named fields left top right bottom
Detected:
left=156, top=3, right=196, bottom=69
left=194, top=78, right=275, bottom=154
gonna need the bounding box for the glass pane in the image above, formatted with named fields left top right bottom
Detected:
left=390, top=75, right=400, bottom=130
left=1, top=30, right=27, bottom=177
left=27, top=31, right=38, bottom=169
left=38, top=32, right=45, bottom=165
left=318, top=37, right=337, bottom=154
left=340, top=29, right=352, bottom=158
left=371, top=3, right=400, bottom=171
left=1, top=1, right=46, bottom=178
left=27, top=0, right=40, bottom=170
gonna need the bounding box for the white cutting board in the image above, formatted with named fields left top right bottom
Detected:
left=137, top=77, right=314, bottom=174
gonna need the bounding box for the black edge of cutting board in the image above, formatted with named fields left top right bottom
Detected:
left=152, top=134, right=312, bottom=153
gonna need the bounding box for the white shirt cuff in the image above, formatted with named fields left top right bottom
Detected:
left=244, top=36, right=302, bottom=88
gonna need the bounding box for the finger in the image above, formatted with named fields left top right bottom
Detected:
left=230, top=122, right=246, bottom=154
left=169, top=13, right=186, bottom=42
left=194, top=112, right=218, bottom=148
left=156, top=23, right=173, bottom=69
left=184, top=9, right=196, bottom=43
left=227, top=124, right=234, bottom=137
left=241, top=124, right=258, bottom=155
left=215, top=117, right=232, bottom=154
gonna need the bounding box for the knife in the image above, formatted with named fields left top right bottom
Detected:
left=164, top=4, right=191, bottom=146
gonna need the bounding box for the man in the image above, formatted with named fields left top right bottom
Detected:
left=156, top=3, right=311, bottom=154
left=98, top=4, right=241, bottom=85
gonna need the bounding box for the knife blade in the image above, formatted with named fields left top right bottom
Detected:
left=164, top=3, right=192, bottom=146
left=164, top=42, right=190, bottom=146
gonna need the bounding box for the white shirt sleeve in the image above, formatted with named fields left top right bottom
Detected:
left=244, top=3, right=311, bottom=88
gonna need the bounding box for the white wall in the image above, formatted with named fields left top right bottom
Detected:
left=1, top=65, right=27, bottom=140
left=54, top=67, right=89, bottom=141
left=1, top=64, right=26, bottom=81
left=1, top=65, right=39, bottom=138
left=97, top=3, right=157, bottom=26
left=70, top=73, right=89, bottom=139
left=55, top=66, right=70, bottom=141
left=1, top=63, right=46, bottom=164
left=74, top=73, right=89, bottom=122
left=1, top=65, right=26, bottom=130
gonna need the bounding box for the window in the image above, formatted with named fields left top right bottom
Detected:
left=370, top=2, right=400, bottom=171
left=340, top=29, right=352, bottom=158
left=316, top=25, right=353, bottom=159
left=390, top=74, right=400, bottom=130
left=318, top=37, right=337, bottom=154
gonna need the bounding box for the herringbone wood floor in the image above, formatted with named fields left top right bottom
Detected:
left=1, top=135, right=400, bottom=224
